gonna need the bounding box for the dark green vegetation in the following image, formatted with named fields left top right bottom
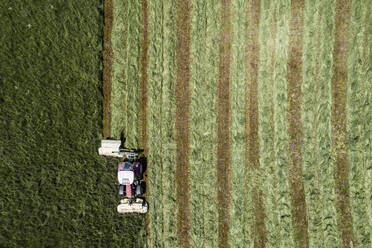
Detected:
left=0, top=1, right=144, bottom=247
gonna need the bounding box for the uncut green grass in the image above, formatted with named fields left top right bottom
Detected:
left=189, top=0, right=219, bottom=247
left=257, top=0, right=284, bottom=247
left=228, top=0, right=252, bottom=247
left=0, top=1, right=143, bottom=247
left=110, top=0, right=129, bottom=139
left=347, top=0, right=371, bottom=246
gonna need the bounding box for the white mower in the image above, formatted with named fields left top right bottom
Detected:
left=98, top=140, right=148, bottom=214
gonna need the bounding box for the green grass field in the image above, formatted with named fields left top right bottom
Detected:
left=0, top=1, right=144, bottom=247
left=1, top=0, right=371, bottom=247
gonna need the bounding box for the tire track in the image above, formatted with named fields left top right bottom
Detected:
left=216, top=1, right=233, bottom=247
left=246, top=1, right=266, bottom=247
left=331, top=0, right=354, bottom=247
left=175, top=0, right=192, bottom=246
left=287, top=0, right=309, bottom=247
left=102, top=0, right=113, bottom=138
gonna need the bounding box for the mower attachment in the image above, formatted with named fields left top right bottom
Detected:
left=117, top=198, right=148, bottom=214
left=98, top=140, right=143, bottom=160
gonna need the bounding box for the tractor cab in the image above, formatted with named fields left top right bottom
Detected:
left=118, top=162, right=134, bottom=185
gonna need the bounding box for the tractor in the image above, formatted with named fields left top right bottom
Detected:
left=98, top=139, right=148, bottom=214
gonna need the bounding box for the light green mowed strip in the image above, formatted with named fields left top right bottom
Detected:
left=110, top=0, right=129, bottom=139
left=366, top=2, right=372, bottom=241
left=160, top=0, right=178, bottom=247
left=301, top=0, right=324, bottom=247
left=366, top=1, right=372, bottom=241
left=316, top=1, right=340, bottom=246
left=124, top=0, right=142, bottom=148
left=271, top=0, right=294, bottom=247
left=347, top=0, right=371, bottom=246
left=228, top=0, right=252, bottom=247
left=189, top=0, right=219, bottom=247
left=257, top=0, right=281, bottom=247
left=147, top=0, right=165, bottom=247
left=147, top=0, right=162, bottom=246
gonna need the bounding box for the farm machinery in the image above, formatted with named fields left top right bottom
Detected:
left=98, top=139, right=148, bottom=214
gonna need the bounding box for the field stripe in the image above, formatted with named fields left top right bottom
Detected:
left=216, top=1, right=233, bottom=247
left=347, top=0, right=371, bottom=246
left=286, top=0, right=309, bottom=247
left=147, top=0, right=164, bottom=246
left=175, top=0, right=192, bottom=247
left=257, top=0, right=279, bottom=247
left=331, top=0, right=354, bottom=247
left=139, top=0, right=150, bottom=243
left=271, top=0, right=295, bottom=247
left=228, top=0, right=251, bottom=247
left=189, top=0, right=219, bottom=247
left=301, top=0, right=325, bottom=247
left=110, top=0, right=129, bottom=138
left=139, top=0, right=149, bottom=152
left=315, top=1, right=340, bottom=246
left=125, top=0, right=142, bottom=148
left=102, top=0, right=113, bottom=138
left=246, top=0, right=269, bottom=247
left=262, top=1, right=281, bottom=247
left=161, top=0, right=178, bottom=247
left=365, top=2, right=372, bottom=243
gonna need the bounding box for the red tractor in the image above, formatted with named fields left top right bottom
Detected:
left=99, top=140, right=148, bottom=214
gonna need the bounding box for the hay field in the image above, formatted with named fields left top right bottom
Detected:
left=105, top=0, right=371, bottom=247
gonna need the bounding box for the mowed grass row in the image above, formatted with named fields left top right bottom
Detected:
left=228, top=0, right=252, bottom=247
left=347, top=0, right=371, bottom=246
left=258, top=0, right=288, bottom=246
left=110, top=0, right=142, bottom=144
left=147, top=0, right=178, bottom=247
left=159, top=0, right=178, bottom=247
left=124, top=0, right=142, bottom=148
left=301, top=0, right=334, bottom=247
left=189, top=0, right=219, bottom=247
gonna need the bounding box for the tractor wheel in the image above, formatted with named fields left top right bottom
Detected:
left=135, top=184, right=144, bottom=197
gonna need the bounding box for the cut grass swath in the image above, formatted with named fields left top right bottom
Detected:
left=160, top=0, right=178, bottom=247
left=271, top=0, right=295, bottom=246
left=365, top=1, right=372, bottom=242
left=110, top=0, right=129, bottom=138
left=301, top=0, right=325, bottom=246
left=347, top=0, right=371, bottom=246
left=147, top=0, right=165, bottom=246
left=257, top=0, right=280, bottom=247
left=228, top=0, right=251, bottom=247
left=125, top=0, right=142, bottom=148
left=189, top=0, right=219, bottom=247
left=316, top=0, right=340, bottom=246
